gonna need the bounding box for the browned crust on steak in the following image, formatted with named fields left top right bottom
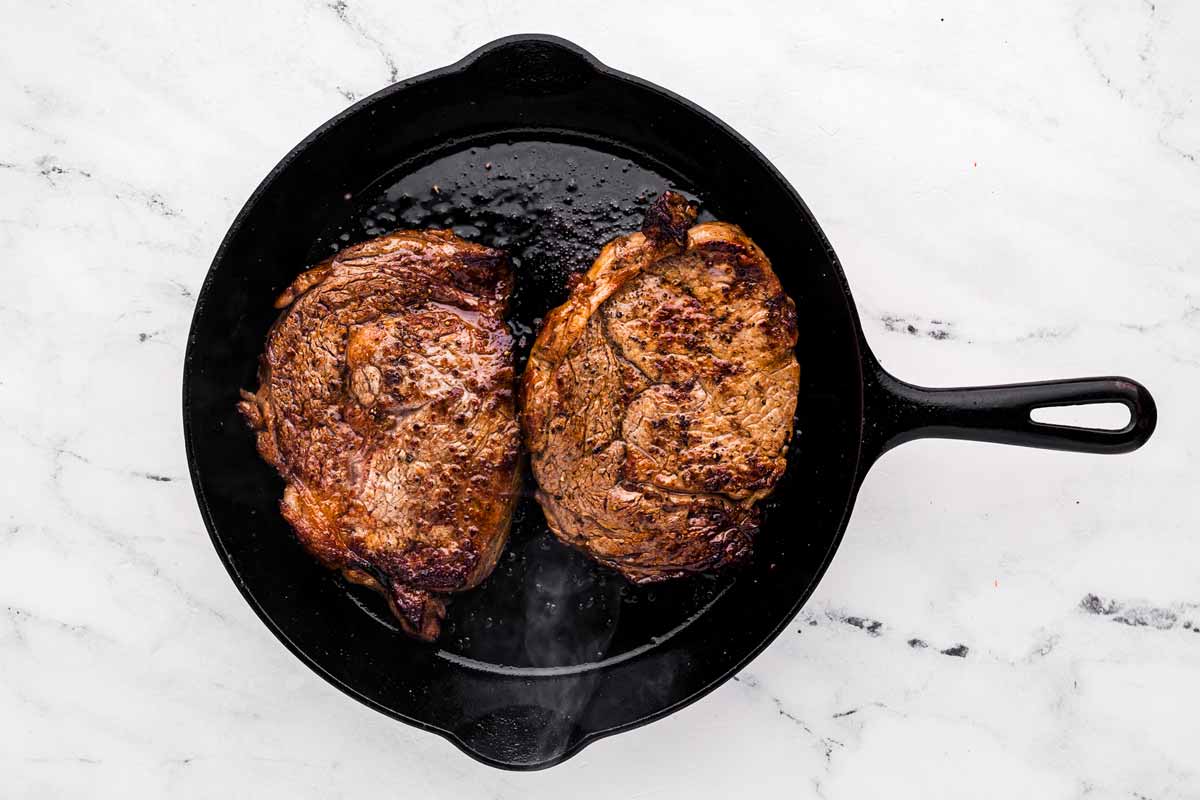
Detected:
left=521, top=192, right=799, bottom=582
left=239, top=230, right=521, bottom=640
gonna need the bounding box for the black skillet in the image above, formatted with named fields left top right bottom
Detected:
left=183, top=34, right=1157, bottom=770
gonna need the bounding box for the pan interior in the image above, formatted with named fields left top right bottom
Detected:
left=310, top=138, right=767, bottom=674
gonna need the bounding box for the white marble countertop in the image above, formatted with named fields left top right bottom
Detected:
left=3, top=1, right=1198, bottom=797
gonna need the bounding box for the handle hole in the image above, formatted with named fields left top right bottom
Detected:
left=1030, top=403, right=1131, bottom=430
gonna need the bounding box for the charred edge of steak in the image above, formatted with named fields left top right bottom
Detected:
left=385, top=582, right=448, bottom=642
left=349, top=555, right=449, bottom=641
left=237, top=389, right=263, bottom=429
left=641, top=191, right=699, bottom=247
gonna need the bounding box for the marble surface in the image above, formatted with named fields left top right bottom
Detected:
left=3, top=1, right=1198, bottom=797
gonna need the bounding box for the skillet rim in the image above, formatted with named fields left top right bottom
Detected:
left=182, top=32, right=869, bottom=769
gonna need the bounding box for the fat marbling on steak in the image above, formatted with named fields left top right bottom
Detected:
left=521, top=192, right=800, bottom=582
left=239, top=230, right=521, bottom=640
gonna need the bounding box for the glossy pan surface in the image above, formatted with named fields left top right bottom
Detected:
left=183, top=35, right=1155, bottom=770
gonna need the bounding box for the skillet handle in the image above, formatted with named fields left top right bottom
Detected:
left=865, top=366, right=1157, bottom=457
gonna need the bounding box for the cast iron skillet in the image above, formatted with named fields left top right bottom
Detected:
left=183, top=34, right=1157, bottom=770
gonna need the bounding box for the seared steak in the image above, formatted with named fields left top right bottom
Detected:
left=239, top=230, right=521, bottom=640
left=521, top=193, right=799, bottom=581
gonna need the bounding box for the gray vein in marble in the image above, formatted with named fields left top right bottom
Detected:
left=1158, top=126, right=1198, bottom=164
left=1074, top=0, right=1200, bottom=169
left=135, top=328, right=183, bottom=349
left=798, top=607, right=973, bottom=659
left=731, top=671, right=847, bottom=796
left=0, top=303, right=33, bottom=321
left=1114, top=299, right=1200, bottom=368
left=35, top=154, right=92, bottom=184
left=5, top=607, right=27, bottom=646
left=840, top=614, right=883, bottom=637
left=9, top=155, right=185, bottom=219
left=168, top=279, right=194, bottom=299
left=1080, top=592, right=1199, bottom=631
left=6, top=605, right=119, bottom=646
left=831, top=701, right=887, bottom=721
left=1030, top=633, right=1060, bottom=660
left=11, top=112, right=67, bottom=147
left=326, top=0, right=401, bottom=83
left=143, top=192, right=181, bottom=218
left=43, top=438, right=182, bottom=485
left=879, top=314, right=956, bottom=341
left=1138, top=0, right=1158, bottom=74
left=127, top=236, right=208, bottom=260
left=1017, top=325, right=1077, bottom=342
left=1121, top=320, right=1167, bottom=334
left=1073, top=5, right=1134, bottom=101
left=803, top=592, right=1200, bottom=665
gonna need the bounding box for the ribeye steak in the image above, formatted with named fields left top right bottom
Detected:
left=239, top=230, right=521, bottom=640
left=521, top=192, right=799, bottom=582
